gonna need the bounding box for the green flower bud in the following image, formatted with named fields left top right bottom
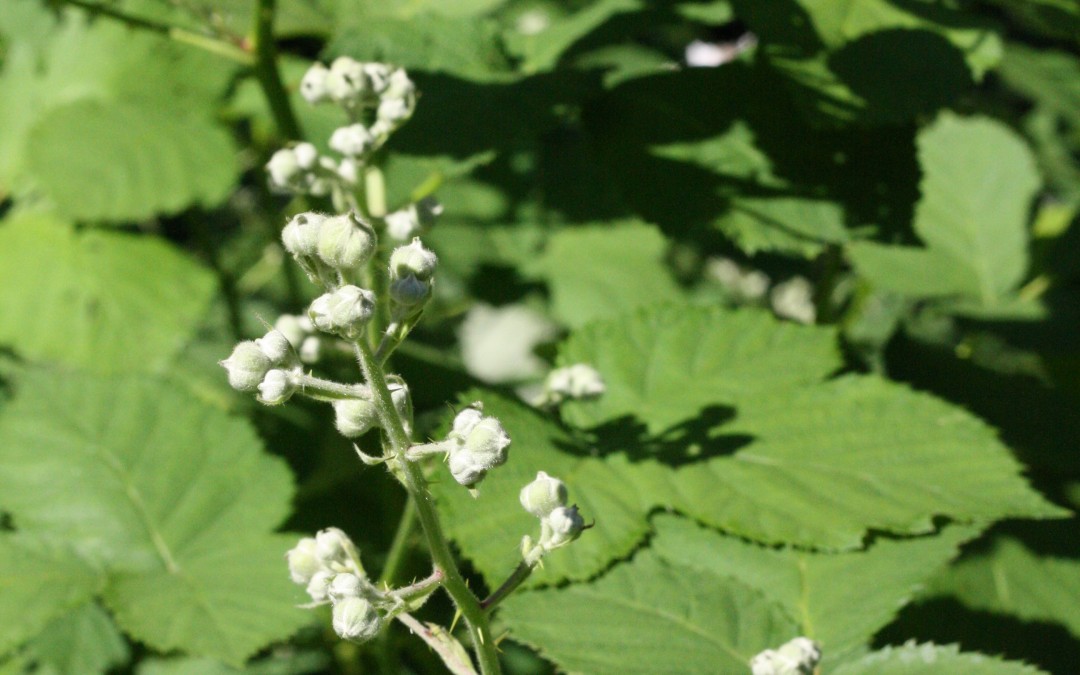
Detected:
left=317, top=213, right=377, bottom=271
left=286, top=537, right=321, bottom=585
left=389, top=238, right=437, bottom=281
left=220, top=341, right=271, bottom=392
left=329, top=124, right=376, bottom=157
left=257, top=369, right=296, bottom=405
left=282, top=212, right=326, bottom=259
left=300, top=62, right=330, bottom=104
left=333, top=396, right=378, bottom=438
left=545, top=505, right=585, bottom=549
left=328, top=572, right=363, bottom=602
left=308, top=285, right=376, bottom=339
left=332, top=597, right=381, bottom=643
left=520, top=471, right=568, bottom=518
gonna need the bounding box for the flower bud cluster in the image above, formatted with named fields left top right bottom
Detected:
left=383, top=197, right=443, bottom=241
left=387, top=238, right=437, bottom=311
left=220, top=329, right=302, bottom=405
left=309, top=285, right=377, bottom=340
left=273, top=314, right=324, bottom=364
left=441, top=404, right=510, bottom=487
left=286, top=529, right=383, bottom=643
left=537, top=363, right=606, bottom=407
left=520, top=472, right=585, bottom=552
left=332, top=379, right=410, bottom=438
left=282, top=211, right=378, bottom=283
left=266, top=142, right=351, bottom=195
left=750, top=637, right=822, bottom=675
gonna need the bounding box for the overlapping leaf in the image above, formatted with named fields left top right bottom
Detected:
left=849, top=114, right=1040, bottom=308
left=500, top=551, right=796, bottom=674
left=0, top=369, right=308, bottom=665
left=24, top=602, right=129, bottom=674
left=0, top=213, right=216, bottom=373
left=833, top=642, right=1046, bottom=674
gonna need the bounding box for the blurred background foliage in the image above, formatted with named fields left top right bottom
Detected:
left=0, top=0, right=1079, bottom=673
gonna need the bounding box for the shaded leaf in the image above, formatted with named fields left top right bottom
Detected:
left=25, top=601, right=129, bottom=674
left=833, top=641, right=1046, bottom=674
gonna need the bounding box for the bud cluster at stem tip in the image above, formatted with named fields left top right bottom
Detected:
left=520, top=471, right=585, bottom=552
left=387, top=237, right=438, bottom=311
left=286, top=528, right=383, bottom=644
left=537, top=363, right=606, bottom=407
left=282, top=211, right=377, bottom=282
left=750, top=637, right=822, bottom=675
left=443, top=404, right=510, bottom=487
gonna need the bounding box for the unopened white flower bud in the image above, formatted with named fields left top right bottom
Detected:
left=286, top=537, right=321, bottom=585
left=384, top=209, right=420, bottom=242
left=750, top=637, right=821, bottom=675
left=333, top=396, right=379, bottom=438
left=281, top=212, right=326, bottom=259
left=545, top=364, right=606, bottom=402
left=545, top=505, right=585, bottom=549
left=299, top=335, right=322, bottom=364
left=266, top=148, right=301, bottom=188
left=329, top=124, right=376, bottom=157
left=451, top=406, right=484, bottom=439
left=306, top=569, right=334, bottom=603
left=256, top=329, right=294, bottom=365
left=389, top=238, right=437, bottom=281
left=332, top=597, right=381, bottom=643
left=328, top=572, right=363, bottom=602
left=257, top=368, right=296, bottom=405
left=377, top=96, right=412, bottom=126
left=447, top=416, right=510, bottom=487
left=383, top=67, right=415, bottom=100
left=274, top=314, right=309, bottom=348
left=520, top=471, right=568, bottom=518
left=220, top=341, right=272, bottom=392
left=300, top=62, right=330, bottom=104
left=317, top=213, right=377, bottom=271
left=293, top=142, right=319, bottom=170
left=338, top=157, right=360, bottom=184
left=770, top=277, right=816, bottom=325
left=326, top=57, right=367, bottom=103
left=308, top=285, right=376, bottom=339
left=314, top=527, right=357, bottom=568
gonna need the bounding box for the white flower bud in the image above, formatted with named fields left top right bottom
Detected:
left=447, top=416, right=510, bottom=487
left=317, top=213, right=377, bottom=271
left=285, top=537, right=321, bottom=585
left=770, top=277, right=816, bottom=325
left=750, top=637, right=821, bottom=675
left=328, top=572, right=363, bottom=602
left=363, top=62, right=392, bottom=94
left=257, top=368, right=296, bottom=405
left=329, top=124, right=376, bottom=157
left=299, top=335, right=322, bottom=364
left=377, top=96, right=412, bottom=126
left=300, top=62, right=330, bottom=104
left=383, top=67, right=415, bottom=100
left=306, top=569, right=334, bottom=603
left=450, top=406, right=484, bottom=439
left=274, top=314, right=308, bottom=347
left=220, top=341, right=272, bottom=392
left=545, top=505, right=585, bottom=549
left=326, top=57, right=367, bottom=104
left=256, top=329, right=294, bottom=365
left=293, top=142, right=319, bottom=170
left=520, top=471, right=568, bottom=518
left=389, top=238, right=437, bottom=281
left=332, top=597, right=381, bottom=643
left=384, top=208, right=421, bottom=242
left=544, top=364, right=606, bottom=402
left=315, top=527, right=357, bottom=568
left=338, top=157, right=360, bottom=184
left=266, top=148, right=301, bottom=189
left=308, top=286, right=376, bottom=339
left=281, top=212, right=326, bottom=259
left=333, top=396, right=379, bottom=438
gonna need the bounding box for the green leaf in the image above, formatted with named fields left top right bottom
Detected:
left=925, top=536, right=1080, bottom=643
left=980, top=0, right=1080, bottom=43
left=500, top=551, right=797, bottom=674
left=534, top=221, right=684, bottom=328
left=0, top=213, right=216, bottom=372
left=999, top=44, right=1080, bottom=128
left=0, top=535, right=104, bottom=657
left=833, top=642, right=1047, bottom=674
left=650, top=514, right=978, bottom=662
left=25, top=601, right=129, bottom=674
left=717, top=195, right=849, bottom=257
left=0, top=7, right=238, bottom=220
left=504, top=0, right=643, bottom=73
left=849, top=114, right=1040, bottom=306
left=559, top=305, right=842, bottom=433
left=0, top=369, right=307, bottom=665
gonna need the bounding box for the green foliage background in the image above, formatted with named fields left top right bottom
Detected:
left=1, top=0, right=1079, bottom=673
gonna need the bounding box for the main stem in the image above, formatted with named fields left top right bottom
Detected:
left=351, top=339, right=502, bottom=675
left=251, top=0, right=302, bottom=140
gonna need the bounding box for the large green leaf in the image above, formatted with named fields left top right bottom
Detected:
left=503, top=0, right=642, bottom=73
left=0, top=535, right=103, bottom=657
left=0, top=213, right=216, bottom=372
left=534, top=221, right=684, bottom=327
left=925, top=536, right=1080, bottom=643
left=849, top=114, right=1040, bottom=306
left=500, top=551, right=797, bottom=675
left=833, top=642, right=1046, bottom=674
left=24, top=601, right=130, bottom=674
left=0, top=369, right=308, bottom=665
left=0, top=4, right=238, bottom=220
left=650, top=514, right=978, bottom=663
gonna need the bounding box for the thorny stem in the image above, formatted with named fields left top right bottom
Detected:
left=294, top=373, right=369, bottom=401
left=389, top=568, right=445, bottom=603
left=351, top=339, right=502, bottom=675
left=250, top=0, right=302, bottom=140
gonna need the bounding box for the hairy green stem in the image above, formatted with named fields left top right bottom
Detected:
left=389, top=567, right=444, bottom=603
left=294, top=374, right=369, bottom=401
left=379, top=495, right=418, bottom=587
left=250, top=0, right=301, bottom=140
left=351, top=339, right=502, bottom=675
left=481, top=546, right=544, bottom=612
